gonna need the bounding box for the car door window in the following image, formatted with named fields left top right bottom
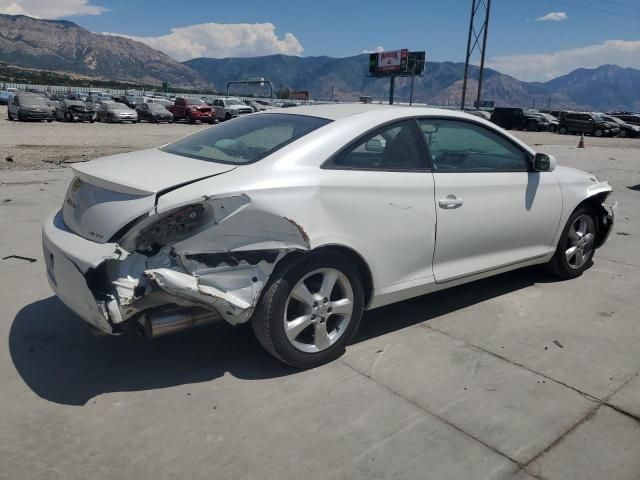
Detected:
left=331, top=120, right=426, bottom=170
left=419, top=119, right=529, bottom=172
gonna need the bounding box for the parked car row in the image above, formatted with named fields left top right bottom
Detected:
left=488, top=107, right=640, bottom=138
left=1, top=89, right=279, bottom=125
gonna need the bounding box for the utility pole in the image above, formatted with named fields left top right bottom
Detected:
left=389, top=75, right=395, bottom=105
left=461, top=0, right=492, bottom=110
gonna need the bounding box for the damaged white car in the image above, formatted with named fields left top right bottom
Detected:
left=43, top=105, right=615, bottom=368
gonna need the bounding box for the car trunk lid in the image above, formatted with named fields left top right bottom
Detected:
left=63, top=148, right=235, bottom=242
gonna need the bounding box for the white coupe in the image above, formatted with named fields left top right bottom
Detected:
left=43, top=105, right=615, bottom=367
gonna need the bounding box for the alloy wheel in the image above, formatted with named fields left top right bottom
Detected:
left=283, top=268, right=354, bottom=353
left=565, top=214, right=595, bottom=270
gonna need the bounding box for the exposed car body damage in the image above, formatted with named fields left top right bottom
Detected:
left=43, top=105, right=615, bottom=354
left=45, top=191, right=310, bottom=335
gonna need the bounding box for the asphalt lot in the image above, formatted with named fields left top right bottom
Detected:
left=1, top=107, right=639, bottom=480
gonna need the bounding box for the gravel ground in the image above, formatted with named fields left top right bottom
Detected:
left=1, top=105, right=638, bottom=171
left=0, top=105, right=209, bottom=170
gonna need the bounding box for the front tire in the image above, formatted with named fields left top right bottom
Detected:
left=594, top=128, right=604, bottom=137
left=559, top=126, right=568, bottom=134
left=548, top=207, right=597, bottom=279
left=252, top=251, right=365, bottom=368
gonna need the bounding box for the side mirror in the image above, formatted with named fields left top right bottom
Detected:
left=365, top=138, right=385, bottom=153
left=534, top=153, right=556, bottom=172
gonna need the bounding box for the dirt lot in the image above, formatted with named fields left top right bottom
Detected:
left=0, top=105, right=209, bottom=170
left=1, top=105, right=640, bottom=480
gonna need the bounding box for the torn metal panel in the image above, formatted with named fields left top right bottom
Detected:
left=145, top=268, right=255, bottom=325
left=44, top=189, right=312, bottom=336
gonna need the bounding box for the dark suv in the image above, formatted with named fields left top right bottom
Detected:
left=558, top=112, right=619, bottom=137
left=490, top=107, right=525, bottom=130
left=608, top=112, right=640, bottom=127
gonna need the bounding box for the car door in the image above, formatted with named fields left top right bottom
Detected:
left=321, top=119, right=437, bottom=293
left=419, top=118, right=562, bottom=283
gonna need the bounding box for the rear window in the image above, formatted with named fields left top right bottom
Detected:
left=161, top=113, right=331, bottom=165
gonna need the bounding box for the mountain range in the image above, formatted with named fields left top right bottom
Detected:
left=1, top=14, right=638, bottom=111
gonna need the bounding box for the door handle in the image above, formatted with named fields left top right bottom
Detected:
left=438, top=195, right=464, bottom=209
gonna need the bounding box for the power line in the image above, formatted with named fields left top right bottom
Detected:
left=544, top=0, right=640, bottom=20
left=600, top=0, right=640, bottom=11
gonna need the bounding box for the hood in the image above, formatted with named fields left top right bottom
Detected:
left=554, top=165, right=600, bottom=185
left=64, top=149, right=236, bottom=242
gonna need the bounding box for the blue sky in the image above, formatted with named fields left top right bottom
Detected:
left=1, top=0, right=639, bottom=80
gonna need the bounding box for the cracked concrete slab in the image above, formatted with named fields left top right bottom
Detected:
left=1, top=345, right=519, bottom=480
left=343, top=326, right=595, bottom=464
left=2, top=131, right=640, bottom=479
left=526, top=406, right=640, bottom=480
left=608, top=374, right=640, bottom=419
left=415, top=258, right=640, bottom=399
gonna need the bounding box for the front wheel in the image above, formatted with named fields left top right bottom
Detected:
left=252, top=252, right=365, bottom=368
left=618, top=130, right=627, bottom=138
left=594, top=128, right=604, bottom=137
left=547, top=207, right=597, bottom=279
left=559, top=126, right=568, bottom=134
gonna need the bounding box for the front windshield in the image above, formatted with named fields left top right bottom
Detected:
left=604, top=116, right=623, bottom=125
left=108, top=104, right=127, bottom=111
left=591, top=114, right=604, bottom=122
left=161, top=113, right=331, bottom=165
left=21, top=96, right=49, bottom=107
left=65, top=101, right=85, bottom=107
left=185, top=98, right=205, bottom=105
left=226, top=99, right=244, bottom=105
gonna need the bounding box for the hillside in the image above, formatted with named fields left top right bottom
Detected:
left=186, top=54, right=587, bottom=109
left=544, top=64, right=640, bottom=112
left=0, top=14, right=204, bottom=88
left=0, top=14, right=638, bottom=110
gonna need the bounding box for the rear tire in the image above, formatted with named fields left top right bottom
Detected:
left=618, top=130, right=627, bottom=138
left=527, top=121, right=538, bottom=131
left=252, top=251, right=365, bottom=368
left=547, top=206, right=598, bottom=279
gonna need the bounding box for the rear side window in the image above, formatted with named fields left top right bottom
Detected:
left=419, top=119, right=528, bottom=172
left=329, top=120, right=427, bottom=171
left=161, top=113, right=331, bottom=165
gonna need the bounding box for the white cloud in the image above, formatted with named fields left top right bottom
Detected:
left=535, top=11, right=567, bottom=22
left=105, top=22, right=304, bottom=61
left=362, top=46, right=384, bottom=54
left=0, top=0, right=107, bottom=18
left=487, top=39, right=640, bottom=81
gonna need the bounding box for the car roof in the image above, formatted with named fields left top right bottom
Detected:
left=267, top=103, right=490, bottom=123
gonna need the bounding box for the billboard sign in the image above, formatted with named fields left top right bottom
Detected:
left=291, top=90, right=310, bottom=101
left=369, top=50, right=425, bottom=76
left=376, top=49, right=408, bottom=73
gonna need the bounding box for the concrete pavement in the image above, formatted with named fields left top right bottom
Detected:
left=1, top=137, right=639, bottom=479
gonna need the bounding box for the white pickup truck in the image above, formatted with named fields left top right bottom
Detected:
left=211, top=98, right=254, bottom=121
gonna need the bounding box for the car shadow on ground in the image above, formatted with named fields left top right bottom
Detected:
left=10, top=266, right=563, bottom=406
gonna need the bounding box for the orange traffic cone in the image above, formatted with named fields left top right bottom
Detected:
left=578, top=134, right=585, bottom=148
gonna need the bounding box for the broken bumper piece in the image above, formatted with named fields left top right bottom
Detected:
left=42, top=210, right=274, bottom=335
